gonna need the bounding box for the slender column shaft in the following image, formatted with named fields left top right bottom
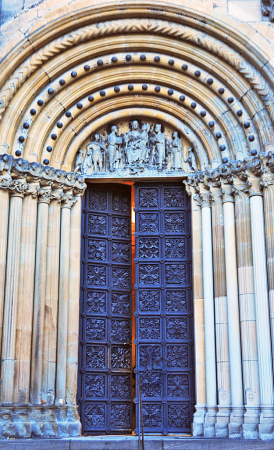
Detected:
left=201, top=204, right=217, bottom=407
left=66, top=195, right=82, bottom=405
left=42, top=195, right=61, bottom=404
left=14, top=187, right=38, bottom=403
left=56, top=193, right=73, bottom=404
left=190, top=194, right=206, bottom=436
left=234, top=191, right=260, bottom=417
left=0, top=187, right=10, bottom=354
left=30, top=187, right=51, bottom=404
left=250, top=194, right=274, bottom=408
left=1, top=192, right=24, bottom=403
left=223, top=200, right=243, bottom=409
left=263, top=184, right=274, bottom=372
left=211, top=194, right=231, bottom=411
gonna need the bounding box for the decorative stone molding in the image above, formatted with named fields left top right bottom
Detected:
left=0, top=17, right=273, bottom=123
left=186, top=153, right=274, bottom=206
left=0, top=154, right=86, bottom=199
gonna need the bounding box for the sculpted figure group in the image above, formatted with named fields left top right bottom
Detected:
left=75, top=120, right=198, bottom=175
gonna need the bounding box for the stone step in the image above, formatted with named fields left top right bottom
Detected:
left=1, top=437, right=274, bottom=450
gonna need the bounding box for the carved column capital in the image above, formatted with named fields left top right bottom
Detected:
left=261, top=174, right=274, bottom=192
left=199, top=189, right=213, bottom=208
left=73, top=187, right=86, bottom=198
left=61, top=190, right=77, bottom=209
left=37, top=184, right=52, bottom=204
left=221, top=183, right=234, bottom=203
left=0, top=175, right=11, bottom=190
left=50, top=187, right=63, bottom=203
left=248, top=176, right=263, bottom=197
left=24, top=181, right=40, bottom=198
left=210, top=185, right=223, bottom=205
left=9, top=177, right=28, bottom=198
left=232, top=177, right=251, bottom=200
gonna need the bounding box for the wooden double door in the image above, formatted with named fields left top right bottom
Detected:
left=78, top=182, right=194, bottom=435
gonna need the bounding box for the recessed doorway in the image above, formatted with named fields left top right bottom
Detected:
left=78, top=182, right=194, bottom=435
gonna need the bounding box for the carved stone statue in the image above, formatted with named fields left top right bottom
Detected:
left=186, top=147, right=198, bottom=172
left=86, top=134, right=105, bottom=173
left=108, top=125, right=122, bottom=171
left=262, top=0, right=274, bottom=21
left=74, top=149, right=84, bottom=173
left=82, top=146, right=93, bottom=174
left=125, top=120, right=142, bottom=165
left=171, top=131, right=182, bottom=169
left=154, top=123, right=166, bottom=170
left=140, top=123, right=150, bottom=163
left=76, top=120, right=191, bottom=177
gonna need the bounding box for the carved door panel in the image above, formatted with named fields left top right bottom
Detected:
left=78, top=184, right=133, bottom=434
left=134, top=183, right=194, bottom=434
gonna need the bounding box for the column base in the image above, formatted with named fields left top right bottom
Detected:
left=242, top=406, right=260, bottom=440
left=215, top=406, right=230, bottom=438
left=228, top=406, right=245, bottom=438
left=191, top=405, right=270, bottom=439
left=0, top=407, right=15, bottom=438
left=259, top=406, right=274, bottom=440
left=67, top=405, right=82, bottom=437
left=192, top=404, right=206, bottom=437
left=0, top=404, right=81, bottom=438
left=204, top=406, right=217, bottom=438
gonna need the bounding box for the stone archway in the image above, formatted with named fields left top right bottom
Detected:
left=0, top=0, right=274, bottom=439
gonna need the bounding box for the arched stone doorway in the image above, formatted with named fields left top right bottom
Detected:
left=0, top=0, right=274, bottom=440
left=78, top=180, right=194, bottom=435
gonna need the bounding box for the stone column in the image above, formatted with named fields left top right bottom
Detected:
left=42, top=189, right=62, bottom=407
left=66, top=192, right=82, bottom=436
left=1, top=178, right=27, bottom=404
left=14, top=182, right=39, bottom=406
left=211, top=187, right=231, bottom=438
left=221, top=185, right=244, bottom=437
left=0, top=177, right=11, bottom=354
left=30, top=184, right=51, bottom=411
left=54, top=191, right=75, bottom=437
left=188, top=190, right=206, bottom=437
left=262, top=180, right=274, bottom=374
left=249, top=177, right=274, bottom=438
left=200, top=188, right=217, bottom=438
left=234, top=185, right=260, bottom=439
left=56, top=190, right=75, bottom=407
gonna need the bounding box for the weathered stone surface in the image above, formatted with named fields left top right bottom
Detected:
left=0, top=437, right=274, bottom=449
left=1, top=0, right=274, bottom=441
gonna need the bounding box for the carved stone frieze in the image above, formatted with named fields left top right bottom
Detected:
left=186, top=152, right=274, bottom=206
left=0, top=154, right=86, bottom=200
left=74, top=120, right=198, bottom=178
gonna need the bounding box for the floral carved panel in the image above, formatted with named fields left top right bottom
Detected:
left=134, top=183, right=193, bottom=434
left=79, top=184, right=132, bottom=433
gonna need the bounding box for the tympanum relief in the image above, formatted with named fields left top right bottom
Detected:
left=74, top=120, right=198, bottom=178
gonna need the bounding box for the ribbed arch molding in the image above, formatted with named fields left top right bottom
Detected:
left=0, top=1, right=273, bottom=171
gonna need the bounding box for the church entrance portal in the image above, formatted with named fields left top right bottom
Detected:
left=78, top=182, right=194, bottom=434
